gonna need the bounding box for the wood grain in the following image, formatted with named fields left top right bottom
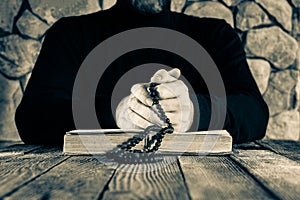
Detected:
left=0, top=146, right=68, bottom=198
left=0, top=144, right=41, bottom=157
left=231, top=149, right=300, bottom=200
left=0, top=141, right=22, bottom=149
left=103, top=157, right=191, bottom=200
left=5, top=156, right=116, bottom=200
left=179, top=156, right=273, bottom=199
left=256, top=140, right=300, bottom=162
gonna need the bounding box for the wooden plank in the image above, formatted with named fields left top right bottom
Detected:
left=0, top=141, right=22, bottom=149
left=0, top=144, right=42, bottom=157
left=231, top=149, right=300, bottom=200
left=5, top=156, right=116, bottom=200
left=103, top=157, right=191, bottom=199
left=256, top=140, right=300, bottom=162
left=179, top=156, right=274, bottom=200
left=0, top=147, right=69, bottom=198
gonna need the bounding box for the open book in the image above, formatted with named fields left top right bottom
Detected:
left=63, top=129, right=232, bottom=155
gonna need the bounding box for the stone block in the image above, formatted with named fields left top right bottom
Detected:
left=295, top=79, right=300, bottom=111
left=292, top=11, right=300, bottom=40
left=184, top=2, right=234, bottom=27
left=0, top=58, right=18, bottom=78
left=236, top=2, right=271, bottom=31
left=266, top=110, right=299, bottom=140
left=296, top=49, right=300, bottom=111
left=16, top=10, right=49, bottom=39
left=245, top=26, right=298, bottom=69
left=101, top=0, right=117, bottom=10
left=222, top=0, right=243, bottom=7
left=269, top=70, right=298, bottom=93
left=0, top=35, right=41, bottom=78
left=263, top=70, right=298, bottom=116
left=0, top=73, right=22, bottom=141
left=0, top=0, right=22, bottom=33
left=256, top=0, right=292, bottom=32
left=263, top=85, right=290, bottom=116
left=29, top=0, right=101, bottom=25
left=20, top=73, right=32, bottom=91
left=171, top=0, right=186, bottom=13
left=247, top=59, right=271, bottom=94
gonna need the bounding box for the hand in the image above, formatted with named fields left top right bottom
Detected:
left=116, top=68, right=194, bottom=132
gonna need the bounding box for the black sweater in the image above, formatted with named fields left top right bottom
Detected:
left=15, top=3, right=269, bottom=145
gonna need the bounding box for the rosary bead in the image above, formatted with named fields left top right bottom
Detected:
left=152, top=99, right=159, bottom=105
left=165, top=118, right=170, bottom=123
left=149, top=87, right=155, bottom=92
left=153, top=146, right=159, bottom=151
left=152, top=135, right=158, bottom=140
left=150, top=82, right=159, bottom=87
left=150, top=91, right=155, bottom=97
left=156, top=142, right=161, bottom=147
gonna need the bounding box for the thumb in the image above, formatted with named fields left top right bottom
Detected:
left=150, top=68, right=181, bottom=83
left=168, top=68, right=181, bottom=79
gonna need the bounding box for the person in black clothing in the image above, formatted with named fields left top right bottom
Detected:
left=15, top=0, right=269, bottom=146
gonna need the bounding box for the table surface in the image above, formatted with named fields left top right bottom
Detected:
left=0, top=140, right=299, bottom=200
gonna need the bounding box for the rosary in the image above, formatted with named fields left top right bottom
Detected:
left=106, top=83, right=174, bottom=164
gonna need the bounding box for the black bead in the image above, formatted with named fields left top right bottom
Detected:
left=150, top=82, right=159, bottom=87
left=153, top=146, right=159, bottom=151
left=152, top=135, right=158, bottom=140
left=153, top=100, right=159, bottom=105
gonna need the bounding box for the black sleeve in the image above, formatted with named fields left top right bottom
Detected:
left=195, top=21, right=269, bottom=144
left=15, top=18, right=78, bottom=145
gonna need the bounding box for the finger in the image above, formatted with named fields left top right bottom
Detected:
left=128, top=96, right=164, bottom=126
left=156, top=98, right=192, bottom=122
left=127, top=109, right=154, bottom=129
left=168, top=68, right=181, bottom=79
left=157, top=98, right=179, bottom=112
left=131, top=84, right=153, bottom=106
left=162, top=112, right=182, bottom=124
left=159, top=100, right=192, bottom=114
left=156, top=80, right=189, bottom=99
left=173, top=124, right=189, bottom=132
left=115, top=97, right=140, bottom=129
left=151, top=69, right=179, bottom=83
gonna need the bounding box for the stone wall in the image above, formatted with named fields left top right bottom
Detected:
left=0, top=0, right=299, bottom=141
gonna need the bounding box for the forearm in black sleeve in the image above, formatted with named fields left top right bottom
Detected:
left=196, top=93, right=269, bottom=144
left=195, top=20, right=269, bottom=144
left=15, top=18, right=77, bottom=145
left=15, top=98, right=74, bottom=145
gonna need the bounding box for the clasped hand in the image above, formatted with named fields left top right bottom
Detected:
left=116, top=68, right=194, bottom=132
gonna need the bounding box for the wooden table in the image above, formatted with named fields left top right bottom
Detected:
left=0, top=140, right=299, bottom=200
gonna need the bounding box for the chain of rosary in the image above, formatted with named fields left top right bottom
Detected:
left=106, top=82, right=174, bottom=164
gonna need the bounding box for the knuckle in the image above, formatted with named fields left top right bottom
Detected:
left=128, top=97, right=137, bottom=109
left=157, top=69, right=168, bottom=75
left=130, top=84, right=139, bottom=93
left=130, top=84, right=143, bottom=95
left=177, top=80, right=188, bottom=92
left=158, top=84, right=176, bottom=97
